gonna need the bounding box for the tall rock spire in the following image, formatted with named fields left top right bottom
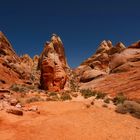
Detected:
left=39, top=34, right=69, bottom=91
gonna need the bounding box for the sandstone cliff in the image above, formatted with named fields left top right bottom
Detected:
left=76, top=40, right=140, bottom=101
left=0, top=32, right=39, bottom=89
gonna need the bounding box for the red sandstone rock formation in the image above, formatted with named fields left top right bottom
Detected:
left=0, top=31, right=21, bottom=88
left=1, top=30, right=140, bottom=101
left=0, top=32, right=40, bottom=89
left=76, top=40, right=140, bottom=101
left=39, top=34, right=69, bottom=91
left=0, top=31, right=20, bottom=62
left=128, top=40, right=140, bottom=48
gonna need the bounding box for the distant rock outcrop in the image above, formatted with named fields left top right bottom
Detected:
left=0, top=32, right=40, bottom=88
left=75, top=40, right=114, bottom=82
left=0, top=31, right=20, bottom=62
left=128, top=40, right=140, bottom=48
left=39, top=34, right=69, bottom=91
left=76, top=40, right=140, bottom=101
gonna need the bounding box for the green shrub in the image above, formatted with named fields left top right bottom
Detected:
left=80, top=89, right=96, bottom=99
left=104, top=98, right=110, bottom=104
left=46, top=92, right=59, bottom=101
left=26, top=96, right=41, bottom=103
left=10, top=84, right=27, bottom=93
left=95, top=92, right=106, bottom=99
left=10, top=84, right=38, bottom=93
left=49, top=92, right=57, bottom=96
left=60, top=92, right=72, bottom=101
left=113, top=92, right=127, bottom=105
left=52, top=95, right=60, bottom=101
left=70, top=80, right=78, bottom=92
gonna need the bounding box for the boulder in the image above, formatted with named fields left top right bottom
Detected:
left=109, top=47, right=140, bottom=72
left=10, top=98, right=19, bottom=106
left=109, top=53, right=127, bottom=71
left=80, top=69, right=106, bottom=82
left=28, top=106, right=38, bottom=112
left=0, top=93, right=4, bottom=99
left=6, top=107, right=23, bottom=116
left=75, top=65, right=92, bottom=76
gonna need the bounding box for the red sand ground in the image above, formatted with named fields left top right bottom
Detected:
left=0, top=101, right=140, bottom=140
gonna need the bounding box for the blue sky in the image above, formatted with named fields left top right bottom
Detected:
left=0, top=0, right=140, bottom=68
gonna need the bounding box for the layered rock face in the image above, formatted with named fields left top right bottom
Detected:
left=76, top=40, right=126, bottom=82
left=76, top=40, right=140, bottom=100
left=39, top=34, right=69, bottom=91
left=0, top=31, right=21, bottom=88
left=0, top=32, right=68, bottom=91
left=0, top=32, right=40, bottom=88
left=0, top=31, right=20, bottom=62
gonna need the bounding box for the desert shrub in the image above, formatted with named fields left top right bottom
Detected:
left=71, top=93, right=78, bottom=97
left=60, top=92, right=72, bottom=101
left=80, top=89, right=96, bottom=99
left=70, top=80, right=75, bottom=91
left=26, top=96, right=41, bottom=103
left=123, top=101, right=140, bottom=119
left=113, top=92, right=127, bottom=105
left=10, top=84, right=27, bottom=93
left=46, top=96, right=60, bottom=101
left=46, top=92, right=59, bottom=101
left=95, top=92, right=106, bottom=99
left=27, top=85, right=37, bottom=90
left=115, top=100, right=140, bottom=119
left=70, top=79, right=79, bottom=92
left=104, top=98, right=110, bottom=104
left=69, top=71, right=79, bottom=92
left=50, top=95, right=59, bottom=101
left=10, top=84, right=38, bottom=93
left=49, top=92, right=57, bottom=96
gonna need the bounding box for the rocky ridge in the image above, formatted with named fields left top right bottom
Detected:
left=76, top=40, right=140, bottom=100
left=0, top=31, right=40, bottom=89
left=0, top=31, right=140, bottom=102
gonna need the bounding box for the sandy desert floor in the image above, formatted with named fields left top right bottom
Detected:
left=0, top=100, right=140, bottom=140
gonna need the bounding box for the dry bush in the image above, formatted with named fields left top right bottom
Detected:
left=103, top=98, right=110, bottom=104
left=10, top=84, right=27, bottom=93
left=113, top=92, right=127, bottom=105
left=60, top=92, right=72, bottom=101
left=95, top=92, right=106, bottom=99
left=80, top=89, right=96, bottom=99
left=115, top=100, right=140, bottom=119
